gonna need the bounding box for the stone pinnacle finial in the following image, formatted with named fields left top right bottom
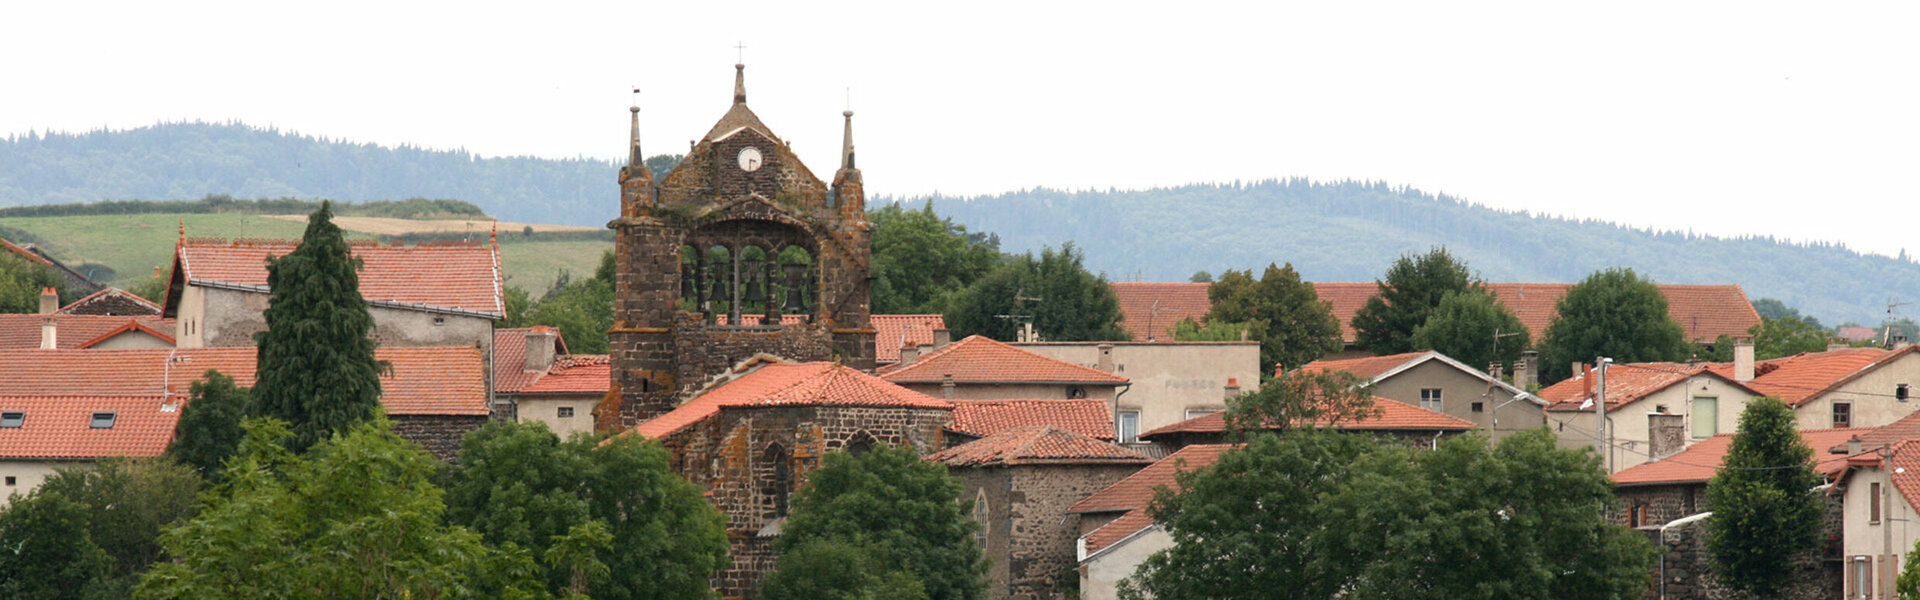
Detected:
left=734, top=63, right=747, bottom=104
left=840, top=110, right=856, bottom=171
left=178, top=218, right=185, bottom=244
left=628, top=89, right=643, bottom=168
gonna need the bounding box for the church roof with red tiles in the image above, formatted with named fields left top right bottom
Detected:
left=1610, top=428, right=1861, bottom=487
left=0, top=395, right=180, bottom=460
left=169, top=239, right=504, bottom=317
left=879, top=335, right=1129, bottom=386
left=926, top=426, right=1151, bottom=467
left=1069, top=443, right=1237, bottom=514
left=0, top=315, right=175, bottom=350
left=947, top=399, right=1114, bottom=441
left=634, top=361, right=951, bottom=439
left=0, top=346, right=487, bottom=416
left=875, top=314, right=947, bottom=363
left=56, top=287, right=163, bottom=316
left=1139, top=396, right=1475, bottom=439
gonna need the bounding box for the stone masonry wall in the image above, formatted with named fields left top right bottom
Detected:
left=1003, top=464, right=1142, bottom=600
left=1650, top=493, right=1842, bottom=600
left=392, top=414, right=488, bottom=461
left=1616, top=484, right=1708, bottom=529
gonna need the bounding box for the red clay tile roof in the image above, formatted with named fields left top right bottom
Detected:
left=493, top=327, right=576, bottom=394
left=522, top=355, right=610, bottom=394
left=1070, top=443, right=1237, bottom=514
left=1887, top=441, right=1920, bottom=509
left=1, top=238, right=56, bottom=269
left=1082, top=508, right=1158, bottom=555
left=0, top=346, right=487, bottom=416
left=1707, top=347, right=1910, bottom=407
left=634, top=361, right=951, bottom=439
left=173, top=239, right=504, bottom=317
left=1837, top=327, right=1880, bottom=343
left=74, top=319, right=175, bottom=349
left=1610, top=428, right=1862, bottom=487
left=1110, top=281, right=1758, bottom=345
left=947, top=399, right=1114, bottom=440
left=1540, top=363, right=1730, bottom=412
left=0, top=315, right=176, bottom=350
left=1139, top=396, right=1475, bottom=439
left=1297, top=351, right=1431, bottom=379
left=926, top=425, right=1151, bottom=467
left=0, top=395, right=180, bottom=460
left=875, top=314, right=947, bottom=363
left=880, top=335, right=1129, bottom=385
left=56, top=288, right=163, bottom=316
left=1845, top=409, right=1920, bottom=452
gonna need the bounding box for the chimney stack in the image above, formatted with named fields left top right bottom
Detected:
left=941, top=374, right=956, bottom=399
left=1518, top=351, right=1539, bottom=389
left=1829, top=341, right=1852, bottom=352
left=1097, top=344, right=1115, bottom=373
left=1224, top=378, right=1242, bottom=400
left=1581, top=363, right=1593, bottom=398
left=38, top=287, right=57, bottom=315
left=1488, top=362, right=1504, bottom=382
left=899, top=342, right=921, bottom=366
left=39, top=318, right=56, bottom=349
left=1734, top=340, right=1755, bottom=382
left=1848, top=435, right=1864, bottom=456
left=932, top=328, right=951, bottom=349
left=1647, top=409, right=1686, bottom=462
left=1275, top=363, right=1285, bottom=378
left=524, top=327, right=557, bottom=372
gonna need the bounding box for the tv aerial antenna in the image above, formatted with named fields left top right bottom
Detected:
left=995, top=288, right=1044, bottom=342
left=1884, top=297, right=1913, bottom=348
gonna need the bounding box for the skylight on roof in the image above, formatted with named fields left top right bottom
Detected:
left=0, top=411, right=21, bottom=428
left=89, top=412, right=116, bottom=429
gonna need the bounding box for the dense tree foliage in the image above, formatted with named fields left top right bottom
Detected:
left=1410, top=288, right=1531, bottom=371
left=946, top=243, right=1126, bottom=342
left=1539, top=268, right=1691, bottom=385
left=251, top=201, right=384, bottom=452
left=1706, top=316, right=1834, bottom=362
left=1221, top=368, right=1378, bottom=435
left=138, top=419, right=545, bottom=599
left=511, top=250, right=616, bottom=354
left=0, top=248, right=68, bottom=313
left=1194, top=263, right=1343, bottom=372
left=1351, top=247, right=1480, bottom=355
left=0, top=193, right=486, bottom=219
left=1751, top=297, right=1826, bottom=330
left=1706, top=397, right=1823, bottom=597
left=164, top=369, right=252, bottom=479
left=869, top=201, right=1001, bottom=315
left=443, top=422, right=730, bottom=600
left=0, top=459, right=201, bottom=599
left=763, top=445, right=986, bottom=600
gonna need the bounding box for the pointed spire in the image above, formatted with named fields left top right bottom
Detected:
left=840, top=110, right=856, bottom=171
left=178, top=218, right=186, bottom=244
left=628, top=88, right=644, bottom=168
left=734, top=63, right=747, bottom=105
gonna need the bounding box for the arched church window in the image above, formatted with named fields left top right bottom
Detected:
left=845, top=432, right=877, bottom=457
left=764, top=443, right=792, bottom=518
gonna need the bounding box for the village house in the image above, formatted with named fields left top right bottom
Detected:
left=1070, top=443, right=1235, bottom=600
left=943, top=398, right=1115, bottom=448
left=874, top=313, right=947, bottom=367
left=1010, top=340, right=1261, bottom=440
left=1298, top=349, right=1547, bottom=440
left=493, top=327, right=608, bottom=438
left=2, top=237, right=100, bottom=294
left=880, top=335, right=1135, bottom=435
left=1543, top=354, right=1765, bottom=473
left=930, top=426, right=1151, bottom=600
left=1135, top=396, right=1476, bottom=452
left=1609, top=427, right=1857, bottom=529
left=0, top=394, right=177, bottom=507
left=0, top=288, right=174, bottom=350
left=1724, top=345, right=1920, bottom=432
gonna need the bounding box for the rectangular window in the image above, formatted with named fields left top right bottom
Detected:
left=1471, top=402, right=1485, bottom=413
left=558, top=406, right=575, bottom=418
left=1185, top=407, right=1221, bottom=420
left=1118, top=410, right=1141, bottom=443
left=1692, top=397, right=1719, bottom=438
left=1873, top=482, right=1884, bottom=524
left=0, top=411, right=21, bottom=428
left=1629, top=503, right=1647, bottom=528
left=4, top=476, right=13, bottom=486
left=1419, top=388, right=1442, bottom=411
left=1836, top=402, right=1854, bottom=428
left=89, top=412, right=116, bottom=429
left=1855, top=556, right=1873, bottom=599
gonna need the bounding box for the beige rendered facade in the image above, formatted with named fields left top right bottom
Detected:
left=1013, top=341, right=1260, bottom=438
left=1841, top=459, right=1913, bottom=599
left=174, top=285, right=493, bottom=352
left=1361, top=354, right=1546, bottom=440
left=1546, top=374, right=1759, bottom=473
left=1791, top=350, right=1920, bottom=432
left=0, top=461, right=79, bottom=507
left=1077, top=524, right=1172, bottom=600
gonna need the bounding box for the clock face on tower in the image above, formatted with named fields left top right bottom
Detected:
left=738, top=147, right=764, bottom=172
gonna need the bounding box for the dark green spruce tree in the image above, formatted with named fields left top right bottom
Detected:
left=1350, top=247, right=1479, bottom=355
left=1706, top=397, right=1823, bottom=597
left=252, top=201, right=383, bottom=452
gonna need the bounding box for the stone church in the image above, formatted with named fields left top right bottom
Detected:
left=608, top=64, right=953, bottom=598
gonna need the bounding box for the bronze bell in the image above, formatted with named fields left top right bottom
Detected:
left=680, top=263, right=697, bottom=301
left=743, top=271, right=768, bottom=303
left=781, top=264, right=809, bottom=313
left=710, top=272, right=731, bottom=305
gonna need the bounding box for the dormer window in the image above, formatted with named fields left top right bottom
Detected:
left=0, top=411, right=22, bottom=428
left=90, top=412, right=116, bottom=429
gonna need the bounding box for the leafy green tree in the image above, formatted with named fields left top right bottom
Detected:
left=1706, top=397, right=1823, bottom=597
left=1409, top=288, right=1531, bottom=371
left=946, top=243, right=1125, bottom=342
left=0, top=492, right=111, bottom=599
left=0, top=249, right=67, bottom=314
left=251, top=201, right=384, bottom=452
left=1120, top=430, right=1377, bottom=599
left=521, top=251, right=615, bottom=354
left=761, top=539, right=931, bottom=600
left=1221, top=368, right=1378, bottom=435
left=1539, top=268, right=1691, bottom=385
left=127, top=275, right=169, bottom=304
left=1707, top=316, right=1834, bottom=362
left=1188, top=270, right=1213, bottom=283
left=30, top=459, right=203, bottom=597
left=165, top=370, right=252, bottom=479
left=1326, top=429, right=1654, bottom=599
left=1751, top=297, right=1824, bottom=330
left=1201, top=263, right=1344, bottom=372
left=764, top=445, right=986, bottom=600
left=1171, top=317, right=1253, bottom=342
left=869, top=201, right=1002, bottom=314
left=1351, top=247, right=1480, bottom=355
left=138, top=418, right=545, bottom=599
left=443, top=422, right=729, bottom=600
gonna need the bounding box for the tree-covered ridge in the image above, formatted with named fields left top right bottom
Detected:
left=0, top=195, right=486, bottom=219
left=911, top=181, right=1920, bottom=326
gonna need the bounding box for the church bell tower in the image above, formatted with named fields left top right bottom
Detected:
left=604, top=64, right=875, bottom=428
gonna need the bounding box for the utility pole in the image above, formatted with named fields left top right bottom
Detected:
left=1595, top=357, right=1612, bottom=472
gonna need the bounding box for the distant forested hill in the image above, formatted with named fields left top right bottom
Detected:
left=0, top=122, right=620, bottom=225
left=2, top=123, right=1911, bottom=324
left=910, top=181, right=1920, bottom=326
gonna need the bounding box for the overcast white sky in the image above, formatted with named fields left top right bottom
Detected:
left=5, top=1, right=1917, bottom=258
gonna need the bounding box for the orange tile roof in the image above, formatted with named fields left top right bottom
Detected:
left=493, top=327, right=572, bottom=394
left=1110, top=281, right=1758, bottom=345
left=633, top=361, right=951, bottom=439
left=522, top=355, right=610, bottom=394
left=947, top=399, right=1114, bottom=440
left=74, top=319, right=175, bottom=349
left=875, top=314, right=947, bottom=363
left=0, top=346, right=487, bottom=416
left=1540, top=362, right=1735, bottom=412
left=1297, top=351, right=1430, bottom=379
left=1139, top=396, right=1476, bottom=439
left=173, top=239, right=504, bottom=317
left=0, top=395, right=180, bottom=460
left=1708, top=347, right=1910, bottom=407
left=1610, top=428, right=1863, bottom=487
left=0, top=238, right=56, bottom=269
left=1069, top=443, right=1237, bottom=514
left=56, top=287, right=163, bottom=316
left=0, top=315, right=176, bottom=350
left=880, top=335, right=1129, bottom=385
left=1845, top=408, right=1920, bottom=452
left=1888, top=441, right=1920, bottom=509
left=926, top=425, right=1151, bottom=467
left=1082, top=508, right=1158, bottom=555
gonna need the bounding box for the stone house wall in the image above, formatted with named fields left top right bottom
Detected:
left=391, top=414, right=489, bottom=461
left=1616, top=483, right=1709, bottom=529
left=1650, top=493, right=1842, bottom=600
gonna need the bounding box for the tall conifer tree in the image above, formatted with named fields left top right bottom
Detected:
left=252, top=201, right=382, bottom=452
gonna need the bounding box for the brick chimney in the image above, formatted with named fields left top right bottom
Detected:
left=1224, top=378, right=1242, bottom=399
left=1734, top=340, right=1755, bottom=382
left=524, top=327, right=557, bottom=372
left=1647, top=409, right=1686, bottom=461
left=1517, top=351, right=1539, bottom=389
left=1488, top=362, right=1504, bottom=382
left=38, top=287, right=57, bottom=315
left=1581, top=363, right=1593, bottom=399
left=1097, top=344, right=1115, bottom=372
left=899, top=342, right=921, bottom=366
left=932, top=328, right=951, bottom=349
left=941, top=374, right=956, bottom=399
left=39, top=318, right=56, bottom=349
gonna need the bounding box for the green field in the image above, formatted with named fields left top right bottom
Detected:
left=0, top=213, right=608, bottom=295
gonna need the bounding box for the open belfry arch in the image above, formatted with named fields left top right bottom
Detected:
left=602, top=64, right=875, bottom=430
